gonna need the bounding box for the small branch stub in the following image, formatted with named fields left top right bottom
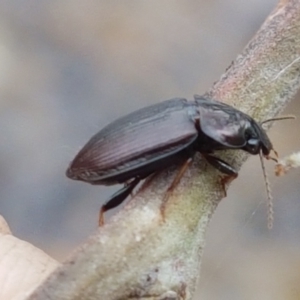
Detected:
left=275, top=152, right=300, bottom=176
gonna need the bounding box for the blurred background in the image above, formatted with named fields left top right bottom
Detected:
left=0, top=1, right=300, bottom=299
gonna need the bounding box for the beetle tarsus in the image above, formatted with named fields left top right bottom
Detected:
left=99, top=207, right=105, bottom=226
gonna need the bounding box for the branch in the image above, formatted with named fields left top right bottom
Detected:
left=27, top=1, right=300, bottom=299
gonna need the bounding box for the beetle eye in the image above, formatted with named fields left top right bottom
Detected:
left=246, top=138, right=260, bottom=154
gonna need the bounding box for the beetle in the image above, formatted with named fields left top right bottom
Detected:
left=66, top=95, right=276, bottom=225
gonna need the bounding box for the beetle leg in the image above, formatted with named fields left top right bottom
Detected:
left=135, top=172, right=157, bottom=195
left=202, top=154, right=238, bottom=196
left=202, top=154, right=237, bottom=176
left=99, top=177, right=140, bottom=226
left=220, top=173, right=238, bottom=197
left=160, top=157, right=194, bottom=221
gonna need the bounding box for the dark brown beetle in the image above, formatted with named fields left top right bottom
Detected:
left=66, top=95, right=276, bottom=225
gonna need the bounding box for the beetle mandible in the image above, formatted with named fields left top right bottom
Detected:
left=66, top=95, right=277, bottom=225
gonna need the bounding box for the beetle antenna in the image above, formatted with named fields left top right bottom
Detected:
left=259, top=152, right=274, bottom=229
left=261, top=115, right=296, bottom=125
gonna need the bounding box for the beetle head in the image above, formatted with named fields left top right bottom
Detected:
left=242, top=120, right=274, bottom=157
